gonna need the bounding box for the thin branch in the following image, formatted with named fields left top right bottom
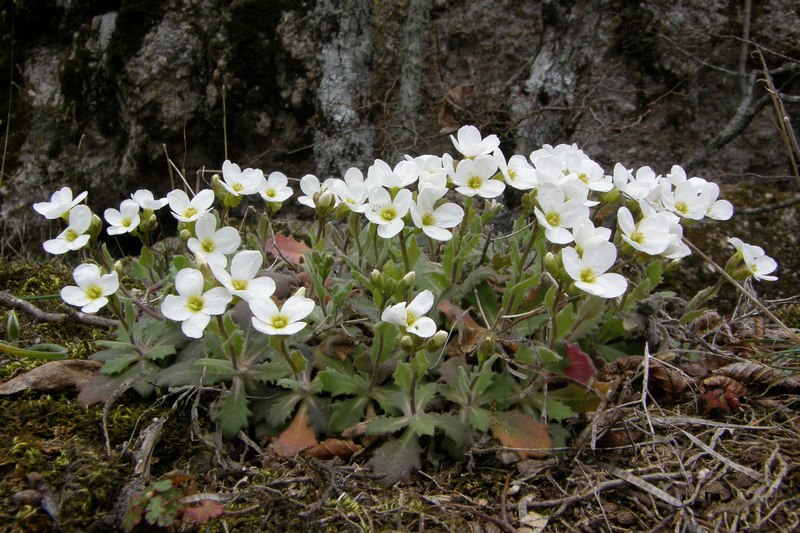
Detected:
left=742, top=196, right=800, bottom=215
left=0, top=290, right=118, bottom=328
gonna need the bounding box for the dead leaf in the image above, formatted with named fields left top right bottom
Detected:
left=699, top=389, right=734, bottom=417
left=319, top=332, right=361, bottom=360
left=490, top=411, right=551, bottom=460
left=437, top=300, right=488, bottom=355
left=304, top=438, right=364, bottom=459
left=563, top=343, right=597, bottom=385
left=596, top=356, right=692, bottom=399
left=0, top=360, right=102, bottom=395
left=264, top=233, right=311, bottom=266
left=700, top=375, right=747, bottom=398
left=182, top=499, right=225, bottom=525
left=271, top=403, right=318, bottom=457
left=716, top=361, right=800, bottom=391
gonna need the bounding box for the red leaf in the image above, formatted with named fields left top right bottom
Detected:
left=563, top=343, right=597, bottom=385
left=271, top=403, right=318, bottom=457
left=182, top=499, right=225, bottom=525
left=490, top=411, right=552, bottom=460
left=264, top=234, right=311, bottom=266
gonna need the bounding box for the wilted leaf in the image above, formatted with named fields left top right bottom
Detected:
left=563, top=343, right=597, bottom=385
left=437, top=300, right=488, bottom=355
left=596, top=355, right=693, bottom=399
left=264, top=233, right=311, bottom=266
left=490, top=411, right=551, bottom=460
left=304, top=438, right=363, bottom=459
left=367, top=429, right=421, bottom=486
left=182, top=499, right=225, bottom=525
left=272, top=403, right=318, bottom=457
left=699, top=389, right=734, bottom=417
left=319, top=332, right=360, bottom=360
left=716, top=361, right=800, bottom=390
left=0, top=360, right=102, bottom=395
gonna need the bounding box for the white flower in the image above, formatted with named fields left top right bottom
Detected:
left=329, top=167, right=373, bottom=213
left=699, top=181, right=733, bottom=221
left=131, top=189, right=168, bottom=210
left=161, top=268, right=232, bottom=338
left=534, top=183, right=590, bottom=244
left=364, top=187, right=412, bottom=238
left=43, top=205, right=93, bottom=254
left=613, top=164, right=660, bottom=201
left=660, top=179, right=710, bottom=220
left=616, top=206, right=672, bottom=255
left=60, top=263, right=119, bottom=313
left=410, top=186, right=464, bottom=241
left=368, top=159, right=419, bottom=189
left=562, top=242, right=627, bottom=298
left=167, top=189, right=215, bottom=223
left=210, top=250, right=276, bottom=303
left=572, top=218, right=611, bottom=255
left=221, top=160, right=267, bottom=196
left=381, top=290, right=437, bottom=338
left=565, top=153, right=612, bottom=192
left=494, top=148, right=537, bottom=190
left=297, top=174, right=339, bottom=209
left=250, top=294, right=315, bottom=336
left=530, top=143, right=588, bottom=167
left=407, top=154, right=448, bottom=190
left=260, top=171, right=294, bottom=203
left=105, top=200, right=141, bottom=236
left=450, top=125, right=500, bottom=158
left=33, top=187, right=88, bottom=220
left=187, top=213, right=241, bottom=267
left=728, top=238, right=778, bottom=281
left=453, top=155, right=504, bottom=198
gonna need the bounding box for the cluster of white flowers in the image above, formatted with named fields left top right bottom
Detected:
left=33, top=124, right=778, bottom=341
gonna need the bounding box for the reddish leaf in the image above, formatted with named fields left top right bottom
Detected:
left=563, top=343, right=596, bottom=385
left=699, top=389, right=733, bottom=417
left=182, top=499, right=225, bottom=525
left=490, top=411, right=552, bottom=460
left=271, top=403, right=318, bottom=457
left=0, top=360, right=102, bottom=395
left=304, top=438, right=364, bottom=459
left=264, top=233, right=311, bottom=266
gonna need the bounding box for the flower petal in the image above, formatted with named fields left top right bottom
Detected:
left=182, top=312, right=211, bottom=338
left=161, top=295, right=192, bottom=321
left=174, top=268, right=204, bottom=296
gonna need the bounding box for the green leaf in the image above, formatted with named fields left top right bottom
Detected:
left=144, top=345, right=176, bottom=362
left=392, top=361, right=413, bottom=393
left=247, top=360, right=292, bottom=383
left=217, top=378, right=250, bottom=438
left=329, top=396, right=369, bottom=433
left=430, top=413, right=469, bottom=449
left=196, top=358, right=236, bottom=379
left=319, top=368, right=361, bottom=396
left=466, top=405, right=491, bottom=432
left=95, top=340, right=138, bottom=350
left=366, top=415, right=410, bottom=435
left=543, top=383, right=602, bottom=414
left=530, top=394, right=575, bottom=422
left=409, top=413, right=436, bottom=437
left=101, top=353, right=141, bottom=375
left=130, top=259, right=150, bottom=281
left=566, top=296, right=607, bottom=342
left=139, top=245, right=155, bottom=269
left=367, top=428, right=421, bottom=486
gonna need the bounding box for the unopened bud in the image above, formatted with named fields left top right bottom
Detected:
left=89, top=214, right=103, bottom=240
left=400, top=271, right=416, bottom=288
left=400, top=335, right=415, bottom=353
left=426, top=330, right=449, bottom=351
left=544, top=251, right=560, bottom=278
left=478, top=333, right=496, bottom=358
left=179, top=228, right=192, bottom=241
left=316, top=190, right=335, bottom=216
left=370, top=269, right=381, bottom=285
left=113, top=260, right=124, bottom=275
left=6, top=310, right=20, bottom=343
left=601, top=187, right=621, bottom=204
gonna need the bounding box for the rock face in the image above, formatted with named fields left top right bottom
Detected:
left=1, top=1, right=798, bottom=283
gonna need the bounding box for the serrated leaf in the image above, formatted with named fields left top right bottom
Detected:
left=409, top=413, right=436, bottom=437
left=247, top=360, right=292, bottom=383
left=367, top=428, right=421, bottom=486
left=430, top=413, right=469, bottom=449
left=329, top=396, right=370, bottom=433
left=466, top=405, right=491, bottom=432
left=196, top=358, right=236, bottom=379
left=101, top=353, right=141, bottom=375
left=366, top=415, right=410, bottom=435
left=217, top=379, right=250, bottom=438
left=144, top=345, right=176, bottom=362
left=490, top=411, right=551, bottom=459
left=319, top=368, right=361, bottom=396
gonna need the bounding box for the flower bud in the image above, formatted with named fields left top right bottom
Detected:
left=179, top=228, right=192, bottom=241
left=400, top=271, right=416, bottom=288
left=6, top=310, right=20, bottom=343
left=400, top=335, right=415, bottom=353
left=294, top=287, right=307, bottom=298
left=478, top=333, right=496, bottom=359
left=544, top=251, right=560, bottom=278
left=113, top=260, right=124, bottom=275
left=89, top=214, right=103, bottom=240
left=315, top=190, right=335, bottom=217
left=426, top=330, right=449, bottom=352
left=370, top=269, right=382, bottom=286
left=601, top=187, right=621, bottom=204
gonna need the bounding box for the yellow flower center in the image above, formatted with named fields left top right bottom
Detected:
left=406, top=311, right=417, bottom=326
left=271, top=314, right=289, bottom=329
left=201, top=238, right=216, bottom=253
left=380, top=207, right=397, bottom=222
left=265, top=188, right=276, bottom=198
left=675, top=201, right=688, bottom=214
left=421, top=212, right=436, bottom=226
left=630, top=230, right=645, bottom=244
left=508, top=169, right=517, bottom=182
left=580, top=268, right=596, bottom=283
left=578, top=173, right=588, bottom=184
left=545, top=211, right=560, bottom=227
left=85, top=285, right=103, bottom=299
left=233, top=182, right=244, bottom=192
left=468, top=175, right=482, bottom=189
left=232, top=279, right=248, bottom=291
left=65, top=228, right=79, bottom=241
left=184, top=206, right=198, bottom=219
left=121, top=216, right=132, bottom=227
left=187, top=295, right=204, bottom=313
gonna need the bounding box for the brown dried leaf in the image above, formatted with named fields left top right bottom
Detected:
left=490, top=411, right=551, bottom=460
left=437, top=300, right=488, bottom=355
left=264, top=233, right=311, bottom=266
left=596, top=356, right=692, bottom=399
left=0, top=360, right=102, bottom=395
left=271, top=403, right=318, bottom=457
left=319, top=332, right=361, bottom=360
left=699, top=389, right=734, bottom=417
left=716, top=361, right=800, bottom=390
left=304, top=438, right=364, bottom=459
left=700, top=376, right=748, bottom=398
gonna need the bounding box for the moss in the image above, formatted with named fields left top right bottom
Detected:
left=105, top=0, right=166, bottom=75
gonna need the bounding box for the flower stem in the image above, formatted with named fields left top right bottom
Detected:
left=367, top=328, right=385, bottom=393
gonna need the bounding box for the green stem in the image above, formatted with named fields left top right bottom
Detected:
left=0, top=341, right=67, bottom=360
left=217, top=315, right=239, bottom=370
left=399, top=228, right=411, bottom=273
left=367, top=329, right=386, bottom=393
left=278, top=337, right=301, bottom=378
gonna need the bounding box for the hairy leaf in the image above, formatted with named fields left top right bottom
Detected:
left=367, top=428, right=422, bottom=486
left=217, top=378, right=250, bottom=438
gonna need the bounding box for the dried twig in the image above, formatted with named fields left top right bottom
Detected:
left=0, top=290, right=118, bottom=328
